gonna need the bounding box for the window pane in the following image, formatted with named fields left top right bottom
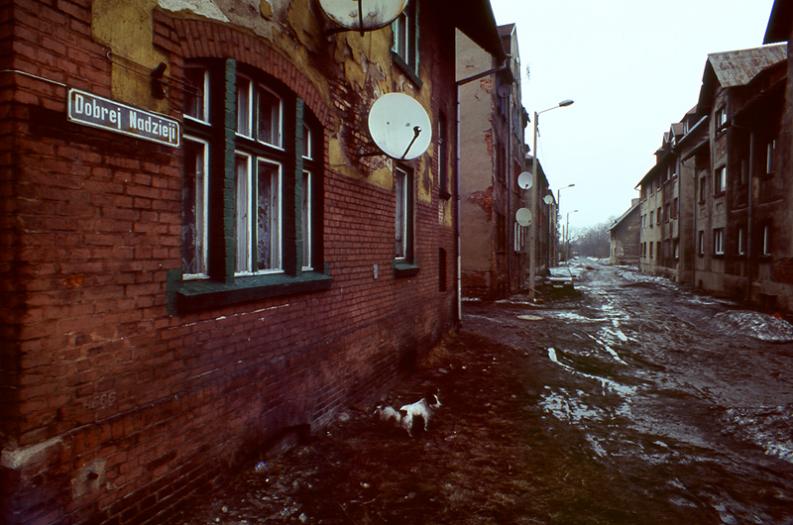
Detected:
left=182, top=139, right=208, bottom=275
left=184, top=68, right=208, bottom=122
left=302, top=171, right=312, bottom=269
left=256, top=160, right=281, bottom=271
left=303, top=125, right=312, bottom=160
left=236, top=77, right=251, bottom=137
left=395, top=168, right=407, bottom=258
left=257, top=86, right=282, bottom=147
left=235, top=154, right=251, bottom=273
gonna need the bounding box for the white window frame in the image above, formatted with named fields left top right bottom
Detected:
left=236, top=75, right=253, bottom=139
left=714, top=228, right=724, bottom=255
left=738, top=227, right=745, bottom=256
left=395, top=167, right=409, bottom=260
left=763, top=225, right=771, bottom=256
left=302, top=170, right=313, bottom=271
left=234, top=153, right=284, bottom=276
left=184, top=68, right=210, bottom=125
left=716, top=166, right=727, bottom=194
left=256, top=83, right=284, bottom=150
left=766, top=139, right=776, bottom=175
left=182, top=135, right=210, bottom=279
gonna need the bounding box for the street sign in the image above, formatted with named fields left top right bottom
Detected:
left=67, top=88, right=180, bottom=147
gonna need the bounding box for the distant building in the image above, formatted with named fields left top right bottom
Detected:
left=610, top=199, right=641, bottom=265
left=457, top=23, right=532, bottom=298
left=636, top=36, right=792, bottom=311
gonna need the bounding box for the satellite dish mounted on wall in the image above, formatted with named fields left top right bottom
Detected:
left=515, top=208, right=532, bottom=227
left=517, top=171, right=533, bottom=190
left=364, top=92, right=432, bottom=161
left=319, top=0, right=408, bottom=36
left=543, top=195, right=554, bottom=205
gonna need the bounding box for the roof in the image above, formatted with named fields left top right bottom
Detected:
left=699, top=43, right=787, bottom=109
left=497, top=23, right=515, bottom=37
left=765, top=0, right=792, bottom=43
left=452, top=1, right=507, bottom=62
left=671, top=122, right=686, bottom=137
left=609, top=200, right=641, bottom=232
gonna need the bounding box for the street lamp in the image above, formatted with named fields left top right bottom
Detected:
left=555, top=183, right=575, bottom=264
left=565, top=209, right=579, bottom=262
left=530, top=99, right=574, bottom=299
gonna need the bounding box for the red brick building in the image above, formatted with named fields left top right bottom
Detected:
left=0, top=1, right=503, bottom=523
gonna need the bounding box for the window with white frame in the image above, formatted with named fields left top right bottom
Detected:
left=763, top=225, right=771, bottom=256
left=716, top=106, right=728, bottom=130
left=715, top=166, right=727, bottom=194
left=714, top=228, right=724, bottom=255
left=395, top=166, right=413, bottom=261
left=182, top=137, right=209, bottom=277
left=766, top=139, right=776, bottom=176
left=738, top=227, right=745, bottom=256
left=391, top=0, right=419, bottom=78
left=180, top=60, right=323, bottom=290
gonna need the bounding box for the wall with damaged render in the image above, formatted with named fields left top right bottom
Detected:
left=0, top=0, right=458, bottom=523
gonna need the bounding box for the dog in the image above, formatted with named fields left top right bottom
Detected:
left=376, top=392, right=442, bottom=437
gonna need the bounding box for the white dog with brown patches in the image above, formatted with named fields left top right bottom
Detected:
left=375, top=393, right=442, bottom=437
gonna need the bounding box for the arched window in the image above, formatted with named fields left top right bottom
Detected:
left=176, top=59, right=327, bottom=311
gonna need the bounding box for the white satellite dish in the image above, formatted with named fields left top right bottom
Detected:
left=319, top=0, right=408, bottom=32
left=543, top=195, right=554, bottom=205
left=367, top=93, right=432, bottom=160
left=515, top=208, right=532, bottom=227
left=517, top=171, right=533, bottom=190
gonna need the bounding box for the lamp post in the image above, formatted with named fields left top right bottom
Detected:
left=565, top=209, right=579, bottom=262
left=555, top=183, right=574, bottom=264
left=530, top=99, right=574, bottom=299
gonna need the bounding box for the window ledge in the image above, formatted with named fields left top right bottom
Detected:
left=393, top=260, right=420, bottom=278
left=391, top=52, right=422, bottom=88
left=170, top=271, right=332, bottom=313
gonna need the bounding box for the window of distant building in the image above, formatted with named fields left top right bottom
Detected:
left=715, top=166, right=727, bottom=195
left=673, top=239, right=679, bottom=260
left=713, top=228, right=724, bottom=256
left=716, top=106, right=728, bottom=131
left=671, top=198, right=678, bottom=220
left=739, top=156, right=748, bottom=186
left=699, top=175, right=707, bottom=203
left=649, top=242, right=654, bottom=259
left=649, top=211, right=654, bottom=228
left=391, top=0, right=420, bottom=82
left=698, top=231, right=704, bottom=256
left=762, top=224, right=771, bottom=256
left=738, top=227, right=745, bottom=256
left=656, top=207, right=661, bottom=225
left=664, top=203, right=670, bottom=223
left=766, top=138, right=776, bottom=176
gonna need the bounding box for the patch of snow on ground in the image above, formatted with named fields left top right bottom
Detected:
left=539, top=388, right=604, bottom=424
left=723, top=405, right=793, bottom=464
left=712, top=311, right=793, bottom=343
left=547, top=347, right=637, bottom=396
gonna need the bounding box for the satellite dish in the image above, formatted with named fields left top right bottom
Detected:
left=517, top=171, right=533, bottom=190
left=367, top=93, right=432, bottom=160
left=515, top=208, right=532, bottom=227
left=319, top=0, right=408, bottom=32
left=543, top=195, right=554, bottom=205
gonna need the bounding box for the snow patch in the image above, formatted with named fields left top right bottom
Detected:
left=547, top=347, right=636, bottom=395
left=723, top=405, right=793, bottom=464
left=712, top=311, right=793, bottom=342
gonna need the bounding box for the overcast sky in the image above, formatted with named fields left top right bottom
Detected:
left=489, top=0, right=777, bottom=232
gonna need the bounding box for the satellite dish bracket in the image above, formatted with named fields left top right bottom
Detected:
left=400, top=126, right=421, bottom=160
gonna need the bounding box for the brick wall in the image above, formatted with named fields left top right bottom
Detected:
left=2, top=1, right=459, bottom=523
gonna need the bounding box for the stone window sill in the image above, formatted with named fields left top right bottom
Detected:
left=393, top=260, right=420, bottom=278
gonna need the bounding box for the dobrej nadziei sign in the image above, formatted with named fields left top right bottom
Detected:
left=67, top=88, right=180, bottom=147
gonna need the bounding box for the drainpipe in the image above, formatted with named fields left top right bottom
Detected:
left=746, top=131, right=755, bottom=303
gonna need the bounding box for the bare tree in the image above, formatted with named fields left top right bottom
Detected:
left=569, top=219, right=615, bottom=258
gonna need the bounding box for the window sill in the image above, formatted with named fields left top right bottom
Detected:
left=170, top=270, right=332, bottom=314
left=391, top=52, right=422, bottom=88
left=393, top=260, right=420, bottom=278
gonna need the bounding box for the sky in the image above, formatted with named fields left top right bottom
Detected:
left=489, top=0, right=777, bottom=232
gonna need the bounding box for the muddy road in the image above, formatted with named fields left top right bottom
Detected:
left=177, top=261, right=793, bottom=525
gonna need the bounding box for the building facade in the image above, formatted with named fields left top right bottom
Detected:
left=636, top=31, right=793, bottom=311
left=456, top=24, right=532, bottom=298
left=0, top=1, right=504, bottom=523
left=610, top=198, right=641, bottom=266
